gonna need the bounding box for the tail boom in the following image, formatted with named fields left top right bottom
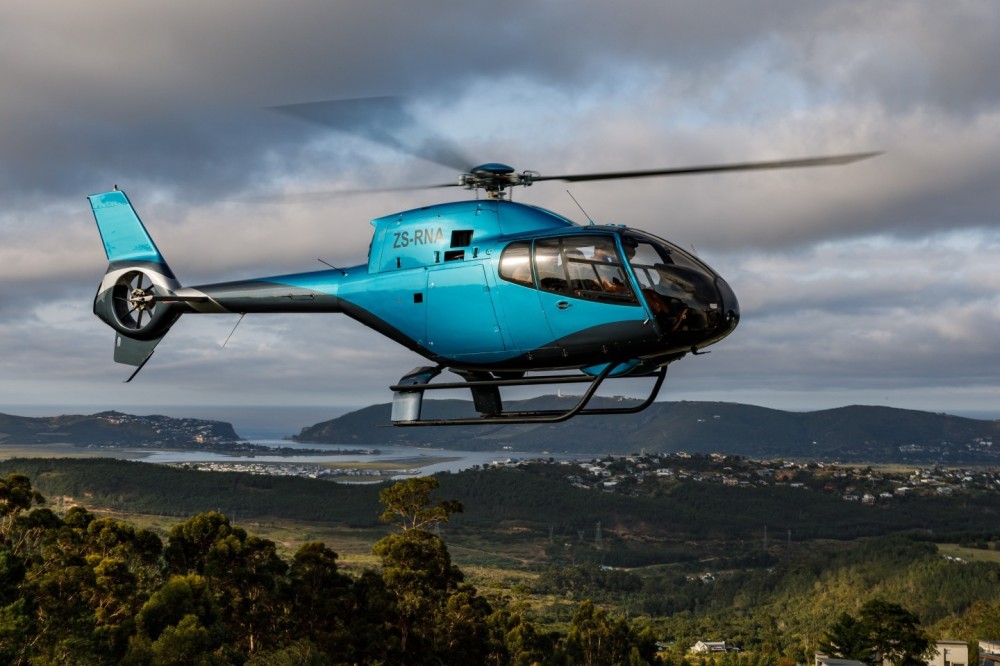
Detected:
left=89, top=188, right=349, bottom=373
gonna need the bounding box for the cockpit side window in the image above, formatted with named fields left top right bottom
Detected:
left=535, top=236, right=637, bottom=305
left=498, top=241, right=534, bottom=287
left=534, top=239, right=567, bottom=293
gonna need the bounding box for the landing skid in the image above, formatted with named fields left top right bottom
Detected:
left=389, top=363, right=668, bottom=426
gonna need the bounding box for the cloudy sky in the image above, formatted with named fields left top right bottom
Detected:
left=2, top=1, right=999, bottom=428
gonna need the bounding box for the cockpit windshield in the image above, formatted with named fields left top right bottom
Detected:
left=496, top=229, right=737, bottom=350
left=621, top=231, right=722, bottom=332
left=624, top=235, right=715, bottom=300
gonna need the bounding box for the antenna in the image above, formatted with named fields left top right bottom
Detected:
left=317, top=258, right=348, bottom=275
left=223, top=313, right=245, bottom=348
left=566, top=190, right=595, bottom=225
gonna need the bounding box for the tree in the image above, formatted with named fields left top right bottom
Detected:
left=0, top=546, right=32, bottom=664
left=126, top=573, right=226, bottom=664
left=373, top=529, right=465, bottom=658
left=820, top=612, right=873, bottom=662
left=821, top=599, right=931, bottom=666
left=562, top=599, right=655, bottom=666
left=0, top=473, right=45, bottom=548
left=0, top=473, right=44, bottom=519
left=859, top=599, right=931, bottom=666
left=372, top=477, right=493, bottom=663
left=939, top=600, right=1000, bottom=646
left=165, top=512, right=288, bottom=656
left=278, top=542, right=353, bottom=654
left=164, top=511, right=243, bottom=576
left=438, top=587, right=495, bottom=663
left=488, top=607, right=560, bottom=666
left=378, top=477, right=462, bottom=532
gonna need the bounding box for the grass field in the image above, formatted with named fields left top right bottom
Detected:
left=85, top=505, right=553, bottom=571
left=936, top=542, right=1000, bottom=564
left=0, top=444, right=142, bottom=459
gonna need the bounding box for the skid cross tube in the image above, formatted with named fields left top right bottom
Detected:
left=389, top=364, right=668, bottom=426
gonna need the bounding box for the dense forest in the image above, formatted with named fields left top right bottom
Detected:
left=0, top=473, right=660, bottom=665
left=6, top=457, right=1000, bottom=566
left=1, top=459, right=1000, bottom=663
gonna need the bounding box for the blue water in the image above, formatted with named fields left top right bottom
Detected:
left=130, top=439, right=591, bottom=477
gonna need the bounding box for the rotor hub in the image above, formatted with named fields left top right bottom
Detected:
left=129, top=287, right=154, bottom=313
left=459, top=163, right=537, bottom=199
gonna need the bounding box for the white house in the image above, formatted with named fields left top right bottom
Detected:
left=926, top=640, right=968, bottom=666
left=815, top=653, right=866, bottom=666
left=691, top=640, right=737, bottom=654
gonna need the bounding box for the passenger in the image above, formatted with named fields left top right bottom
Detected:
left=592, top=245, right=626, bottom=292
left=509, top=261, right=532, bottom=286
left=593, top=243, right=617, bottom=263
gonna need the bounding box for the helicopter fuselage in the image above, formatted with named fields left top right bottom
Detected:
left=166, top=199, right=740, bottom=376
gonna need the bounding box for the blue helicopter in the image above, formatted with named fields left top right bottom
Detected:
left=90, top=115, right=877, bottom=425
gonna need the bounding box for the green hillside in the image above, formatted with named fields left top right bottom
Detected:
left=0, top=411, right=240, bottom=447
left=295, top=399, right=1000, bottom=463
left=4, top=457, right=999, bottom=569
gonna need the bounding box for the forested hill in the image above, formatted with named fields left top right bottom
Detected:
left=295, top=398, right=1000, bottom=463
left=0, top=411, right=241, bottom=447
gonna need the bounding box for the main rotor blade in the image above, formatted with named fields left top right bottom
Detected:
left=242, top=181, right=458, bottom=204
left=269, top=96, right=476, bottom=172
left=532, top=151, right=882, bottom=183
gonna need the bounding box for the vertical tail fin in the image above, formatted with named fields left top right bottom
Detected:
left=89, top=189, right=174, bottom=268
left=89, top=189, right=182, bottom=372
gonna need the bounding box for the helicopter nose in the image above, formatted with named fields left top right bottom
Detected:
left=681, top=270, right=739, bottom=347
left=643, top=264, right=738, bottom=351
left=712, top=275, right=740, bottom=341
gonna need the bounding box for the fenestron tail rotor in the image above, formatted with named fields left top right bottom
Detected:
left=112, top=271, right=159, bottom=333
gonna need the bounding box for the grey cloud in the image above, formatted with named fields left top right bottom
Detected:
left=7, top=1, right=993, bottom=201
left=783, top=3, right=1000, bottom=115
left=3, top=1, right=1000, bottom=417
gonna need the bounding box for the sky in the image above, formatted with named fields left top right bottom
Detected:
left=2, top=1, right=999, bottom=428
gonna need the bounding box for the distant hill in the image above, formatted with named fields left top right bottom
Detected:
left=0, top=411, right=241, bottom=447
left=294, top=397, right=1000, bottom=463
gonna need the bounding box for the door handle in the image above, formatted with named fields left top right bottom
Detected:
left=556, top=301, right=571, bottom=310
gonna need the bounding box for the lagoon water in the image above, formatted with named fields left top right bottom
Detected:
left=130, top=439, right=592, bottom=478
